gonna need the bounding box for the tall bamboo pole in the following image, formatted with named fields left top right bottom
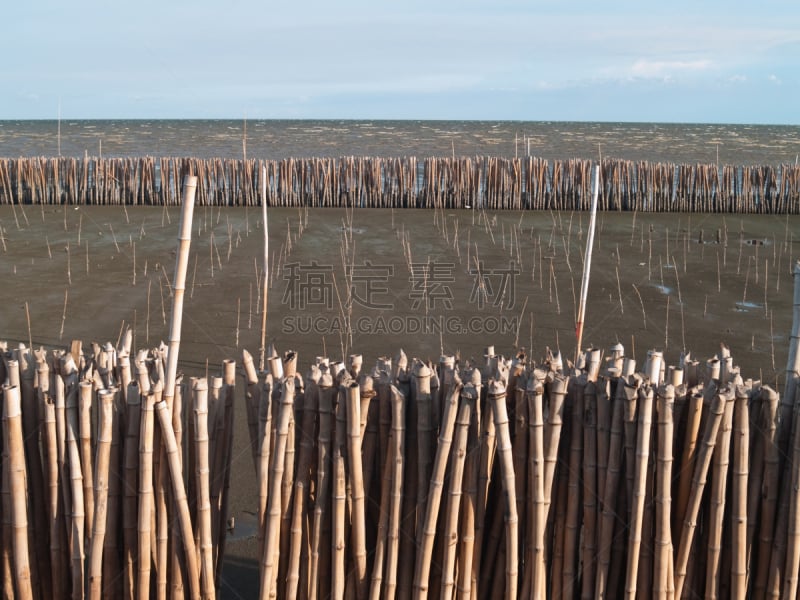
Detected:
left=674, top=386, right=731, bottom=599
left=88, top=388, right=114, bottom=600
left=347, top=380, right=369, bottom=600
left=259, top=165, right=269, bottom=371
left=259, top=377, right=295, bottom=600
left=193, top=379, right=215, bottom=600
left=654, top=384, right=674, bottom=598
left=624, top=384, right=653, bottom=599
left=137, top=391, right=155, bottom=600
left=3, top=384, right=34, bottom=600
left=490, top=378, right=519, bottom=600
left=575, top=164, right=600, bottom=359
left=308, top=372, right=333, bottom=600
left=384, top=384, right=406, bottom=600
left=413, top=379, right=462, bottom=600
left=731, top=385, right=749, bottom=600
left=66, top=377, right=86, bottom=600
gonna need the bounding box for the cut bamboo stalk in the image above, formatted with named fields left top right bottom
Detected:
left=653, top=384, right=674, bottom=599
left=214, top=360, right=236, bottom=588
left=413, top=361, right=434, bottom=553
left=257, top=373, right=274, bottom=565
left=79, top=380, right=95, bottom=545
left=104, top=385, right=123, bottom=599
left=581, top=379, right=598, bottom=599
left=754, top=386, right=780, bottom=597
left=286, top=369, right=319, bottom=600
left=64, top=375, right=86, bottom=600
left=785, top=260, right=800, bottom=416
left=562, top=375, right=585, bottom=599
left=674, top=385, right=731, bottom=599
left=192, top=379, right=215, bottom=600
left=346, top=380, right=369, bottom=600
left=413, top=378, right=462, bottom=600
left=137, top=391, right=155, bottom=600
left=440, top=383, right=475, bottom=600
left=308, top=372, right=334, bottom=600
left=155, top=394, right=201, bottom=600
left=259, top=377, right=295, bottom=600
left=490, top=378, right=518, bottom=600
left=3, top=384, right=34, bottom=600
left=595, top=374, right=627, bottom=598
left=527, top=373, right=546, bottom=599
left=731, top=384, right=749, bottom=600
left=243, top=348, right=262, bottom=472
left=542, top=373, right=567, bottom=522
left=674, top=389, right=703, bottom=535
left=457, top=368, right=481, bottom=600
left=705, top=389, right=734, bottom=599
left=88, top=388, right=114, bottom=600
left=369, top=407, right=394, bottom=600
left=40, top=363, right=67, bottom=600
left=384, top=383, right=406, bottom=600
left=624, top=383, right=653, bottom=599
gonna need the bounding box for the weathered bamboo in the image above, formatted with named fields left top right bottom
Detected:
left=624, top=383, right=653, bottom=599
left=346, top=380, right=369, bottom=600
left=562, top=375, right=585, bottom=599
left=731, top=384, right=749, bottom=599
left=192, top=379, right=215, bottom=600
left=308, top=371, right=333, bottom=600
left=440, top=383, right=475, bottom=600
left=674, top=385, right=731, bottom=599
left=705, top=389, right=735, bottom=599
left=137, top=391, right=155, bottom=600
left=490, top=378, right=519, bottom=600
left=674, top=389, right=703, bottom=535
left=384, top=383, right=406, bottom=600
left=527, top=372, right=546, bottom=599
left=3, top=384, right=34, bottom=600
left=754, top=386, right=780, bottom=597
left=260, top=376, right=295, bottom=600
left=413, top=378, right=462, bottom=600
left=64, top=376, right=87, bottom=600
left=654, top=384, right=674, bottom=599
left=154, top=395, right=201, bottom=600
left=88, top=388, right=114, bottom=600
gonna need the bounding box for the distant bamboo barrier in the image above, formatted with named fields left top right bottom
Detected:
left=0, top=156, right=799, bottom=212
left=0, top=339, right=235, bottom=600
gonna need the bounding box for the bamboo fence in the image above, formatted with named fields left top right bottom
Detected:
left=240, top=341, right=800, bottom=600
left=0, top=339, right=236, bottom=600
left=0, top=156, right=799, bottom=212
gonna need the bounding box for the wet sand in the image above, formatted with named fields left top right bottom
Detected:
left=1, top=204, right=797, bottom=597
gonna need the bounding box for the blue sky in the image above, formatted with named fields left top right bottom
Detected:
left=3, top=0, right=799, bottom=123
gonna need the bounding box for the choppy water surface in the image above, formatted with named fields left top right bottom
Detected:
left=0, top=120, right=798, bottom=165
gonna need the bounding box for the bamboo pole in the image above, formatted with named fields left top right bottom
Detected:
left=308, top=372, right=333, bottom=600
left=155, top=393, right=201, bottom=600
left=413, top=378, right=462, bottom=600
left=490, top=378, right=519, bottom=600
left=705, top=389, right=735, bottom=599
left=259, top=377, right=295, bottom=600
left=88, top=388, right=114, bottom=600
left=260, top=165, right=269, bottom=371
left=575, top=164, right=600, bottom=358
left=384, top=384, right=406, bottom=600
left=346, top=380, right=369, bottom=600
left=192, top=379, right=215, bottom=600
left=137, top=391, right=155, bottom=600
left=624, top=383, right=653, bottom=599
left=731, top=384, right=749, bottom=599
left=440, top=383, right=476, bottom=600
left=674, top=385, right=731, bottom=599
left=3, top=384, right=34, bottom=600
left=65, top=376, right=86, bottom=600
left=653, top=384, right=674, bottom=599
left=754, top=386, right=780, bottom=597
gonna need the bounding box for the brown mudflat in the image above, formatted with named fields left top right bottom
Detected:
left=1, top=204, right=797, bottom=597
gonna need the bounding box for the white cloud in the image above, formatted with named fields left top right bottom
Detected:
left=729, top=74, right=747, bottom=83
left=629, top=58, right=714, bottom=78
left=768, top=74, right=782, bottom=85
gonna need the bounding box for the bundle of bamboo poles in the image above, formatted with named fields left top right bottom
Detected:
left=0, top=337, right=236, bottom=600
left=243, top=342, right=800, bottom=600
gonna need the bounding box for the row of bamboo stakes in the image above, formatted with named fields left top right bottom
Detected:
left=1, top=156, right=799, bottom=213
left=242, top=339, right=800, bottom=600
left=0, top=336, right=236, bottom=600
